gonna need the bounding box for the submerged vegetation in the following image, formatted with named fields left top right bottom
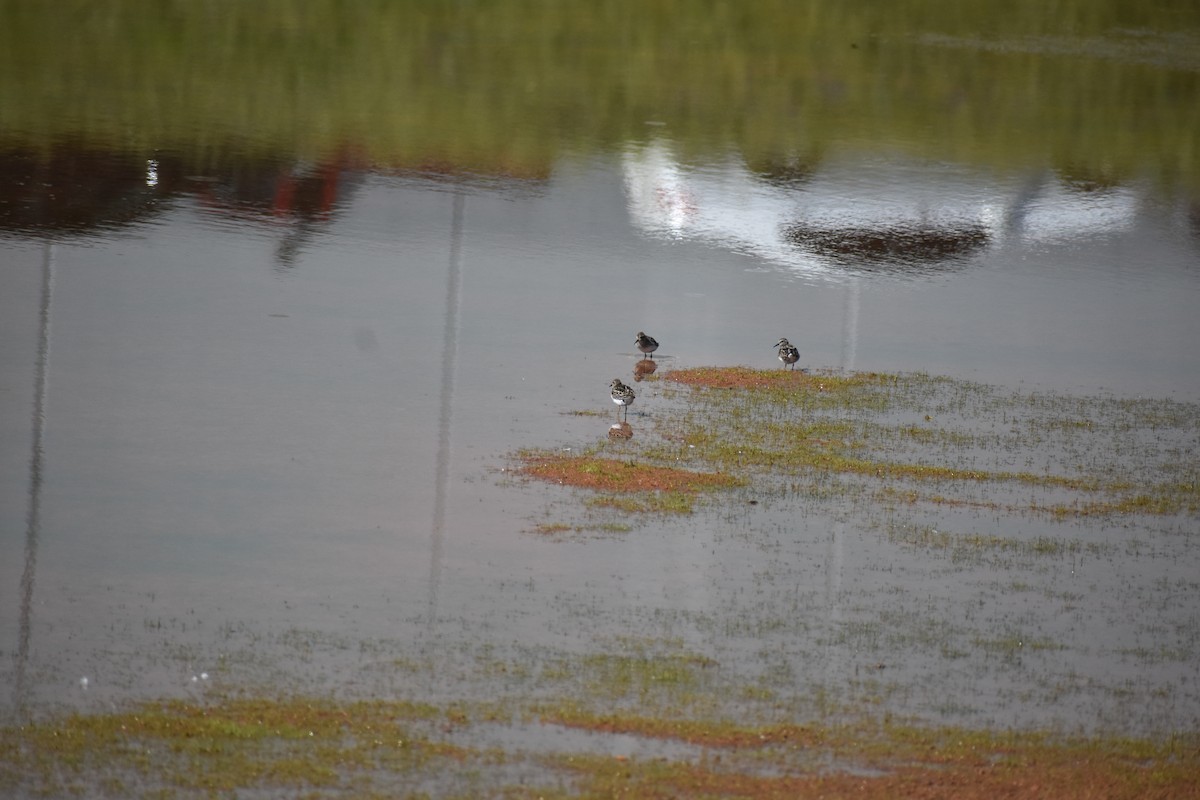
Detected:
left=511, top=367, right=1200, bottom=747
left=6, top=367, right=1191, bottom=795
left=521, top=367, right=1200, bottom=525
left=517, top=452, right=743, bottom=516
left=3, top=666, right=1198, bottom=798
left=518, top=453, right=742, bottom=495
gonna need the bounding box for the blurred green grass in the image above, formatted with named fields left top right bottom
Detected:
left=2, top=0, right=1197, bottom=185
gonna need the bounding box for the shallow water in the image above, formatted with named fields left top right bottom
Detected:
left=2, top=2, right=1199, bottom=741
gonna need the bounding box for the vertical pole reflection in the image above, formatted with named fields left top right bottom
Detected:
left=12, top=242, right=54, bottom=720
left=825, top=277, right=857, bottom=698
left=823, top=521, right=845, bottom=685
left=425, top=190, right=465, bottom=634
left=840, top=277, right=860, bottom=374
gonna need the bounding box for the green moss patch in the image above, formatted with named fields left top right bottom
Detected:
left=518, top=453, right=743, bottom=495
left=6, top=694, right=1196, bottom=800
left=652, top=367, right=1199, bottom=519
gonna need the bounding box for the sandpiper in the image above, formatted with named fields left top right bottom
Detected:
left=774, top=337, right=800, bottom=370
left=610, top=378, right=636, bottom=421
left=635, top=331, right=659, bottom=358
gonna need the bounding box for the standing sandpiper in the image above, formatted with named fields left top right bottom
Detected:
left=635, top=331, right=659, bottom=358
left=774, top=338, right=800, bottom=370
left=610, top=378, right=636, bottom=421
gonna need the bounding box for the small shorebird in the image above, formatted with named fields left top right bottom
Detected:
left=635, top=331, right=659, bottom=358
left=610, top=378, right=636, bottom=421
left=774, top=337, right=800, bottom=370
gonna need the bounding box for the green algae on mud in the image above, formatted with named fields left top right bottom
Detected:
left=517, top=452, right=743, bottom=499
left=3, top=692, right=1197, bottom=800
left=656, top=366, right=1200, bottom=519
left=0, top=697, right=465, bottom=798
left=4, top=631, right=1198, bottom=798
left=499, top=368, right=1199, bottom=740
left=517, top=367, right=1199, bottom=528
left=511, top=367, right=1200, bottom=547
left=6, top=368, right=1196, bottom=797
left=514, top=451, right=744, bottom=528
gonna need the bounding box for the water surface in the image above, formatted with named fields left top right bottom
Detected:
left=1, top=0, right=1199, bottom=739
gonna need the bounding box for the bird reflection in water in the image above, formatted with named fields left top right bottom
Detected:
left=633, top=358, right=657, bottom=381
left=608, top=421, right=633, bottom=439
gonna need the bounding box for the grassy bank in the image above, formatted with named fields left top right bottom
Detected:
left=2, top=0, right=1198, bottom=186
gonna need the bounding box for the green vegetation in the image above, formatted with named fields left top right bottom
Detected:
left=3, top=666, right=1197, bottom=798
left=2, top=0, right=1198, bottom=186
left=972, top=633, right=1069, bottom=655
left=4, top=611, right=1198, bottom=797
left=584, top=490, right=698, bottom=514
left=518, top=451, right=743, bottom=496
left=0, top=697, right=464, bottom=797
left=887, top=523, right=1116, bottom=563
left=531, top=368, right=1199, bottom=527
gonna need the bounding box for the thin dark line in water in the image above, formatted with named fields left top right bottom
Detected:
left=12, top=242, right=53, bottom=721
left=840, top=277, right=859, bottom=374
left=426, top=190, right=465, bottom=634
left=819, top=518, right=846, bottom=772
left=829, top=274, right=854, bottom=685
left=821, top=515, right=847, bottom=706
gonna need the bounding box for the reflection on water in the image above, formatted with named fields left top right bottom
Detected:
left=607, top=422, right=634, bottom=440
left=783, top=221, right=991, bottom=270
left=12, top=242, right=53, bottom=719
left=4, top=137, right=1186, bottom=290
left=840, top=280, right=861, bottom=373
left=0, top=138, right=1197, bottom=737
left=426, top=190, right=466, bottom=634
left=623, top=140, right=1162, bottom=279
left=633, top=359, right=657, bottom=382
left=0, top=134, right=1189, bottom=284
left=0, top=142, right=361, bottom=266
left=0, top=143, right=181, bottom=237
left=192, top=155, right=361, bottom=270
left=2, top=1, right=1196, bottom=186
left=2, top=0, right=1199, bottom=745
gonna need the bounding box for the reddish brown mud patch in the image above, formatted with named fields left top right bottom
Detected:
left=517, top=453, right=741, bottom=493
left=664, top=366, right=808, bottom=389
left=548, top=710, right=1200, bottom=800
left=664, top=366, right=891, bottom=391
left=567, top=758, right=1200, bottom=800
